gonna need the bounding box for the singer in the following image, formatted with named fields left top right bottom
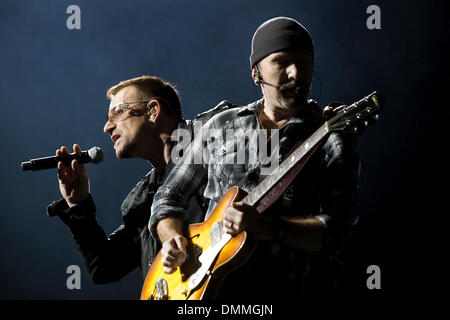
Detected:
left=46, top=75, right=236, bottom=286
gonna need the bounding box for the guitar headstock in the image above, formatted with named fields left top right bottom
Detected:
left=326, top=91, right=384, bottom=134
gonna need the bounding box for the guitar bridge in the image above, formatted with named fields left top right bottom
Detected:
left=151, top=278, right=168, bottom=300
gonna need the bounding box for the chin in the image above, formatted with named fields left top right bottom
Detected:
left=282, top=98, right=307, bottom=111
left=280, top=93, right=308, bottom=110
left=115, top=143, right=135, bottom=159
left=116, top=149, right=131, bottom=159
left=115, top=149, right=124, bottom=159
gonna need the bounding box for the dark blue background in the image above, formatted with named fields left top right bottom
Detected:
left=1, top=0, right=448, bottom=299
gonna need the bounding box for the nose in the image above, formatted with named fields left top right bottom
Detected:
left=286, top=63, right=299, bottom=81
left=103, top=119, right=115, bottom=135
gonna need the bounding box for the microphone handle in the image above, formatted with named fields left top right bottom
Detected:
left=21, top=151, right=91, bottom=171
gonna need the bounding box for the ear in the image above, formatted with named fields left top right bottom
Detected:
left=251, top=68, right=259, bottom=85
left=147, top=99, right=161, bottom=123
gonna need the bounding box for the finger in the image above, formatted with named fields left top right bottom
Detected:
left=57, top=161, right=65, bottom=181
left=233, top=201, right=257, bottom=217
left=162, top=252, right=175, bottom=266
left=222, top=217, right=236, bottom=235
left=224, top=224, right=237, bottom=235
left=56, top=147, right=71, bottom=170
left=56, top=149, right=64, bottom=173
left=72, top=144, right=88, bottom=175
left=232, top=201, right=250, bottom=210
left=162, top=240, right=184, bottom=259
left=60, top=146, right=70, bottom=155
left=161, top=243, right=175, bottom=259
left=71, top=159, right=86, bottom=177
left=227, top=206, right=244, bottom=224
left=57, top=162, right=75, bottom=184
left=227, top=205, right=247, bottom=234
left=73, top=144, right=82, bottom=153
left=163, top=266, right=176, bottom=274
left=222, top=216, right=231, bottom=233
left=225, top=208, right=242, bottom=224
left=163, top=255, right=177, bottom=265
left=71, top=159, right=78, bottom=172
left=163, top=247, right=181, bottom=261
left=223, top=224, right=233, bottom=234
left=58, top=146, right=71, bottom=168
left=174, top=236, right=187, bottom=253
left=57, top=161, right=69, bottom=179
left=226, top=205, right=239, bottom=218
left=57, top=148, right=70, bottom=169
left=223, top=211, right=234, bottom=226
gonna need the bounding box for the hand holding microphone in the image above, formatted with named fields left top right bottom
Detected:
left=55, top=144, right=91, bottom=208
left=21, top=144, right=99, bottom=208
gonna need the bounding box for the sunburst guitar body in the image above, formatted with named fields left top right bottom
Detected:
left=140, top=186, right=254, bottom=300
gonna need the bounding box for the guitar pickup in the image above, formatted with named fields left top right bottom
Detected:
left=210, top=220, right=223, bottom=246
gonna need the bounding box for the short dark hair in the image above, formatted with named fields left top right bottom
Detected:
left=107, top=75, right=182, bottom=120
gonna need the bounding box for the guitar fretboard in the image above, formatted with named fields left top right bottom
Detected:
left=244, top=122, right=330, bottom=206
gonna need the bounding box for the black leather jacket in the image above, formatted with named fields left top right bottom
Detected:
left=46, top=101, right=237, bottom=284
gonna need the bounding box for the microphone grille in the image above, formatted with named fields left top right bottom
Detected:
left=88, top=147, right=104, bottom=164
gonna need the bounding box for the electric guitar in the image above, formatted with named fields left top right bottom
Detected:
left=140, top=91, right=384, bottom=300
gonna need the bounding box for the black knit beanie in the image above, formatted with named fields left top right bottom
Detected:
left=249, top=17, right=314, bottom=68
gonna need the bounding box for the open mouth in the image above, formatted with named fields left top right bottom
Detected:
left=111, top=134, right=120, bottom=143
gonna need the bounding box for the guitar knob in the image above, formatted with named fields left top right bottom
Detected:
left=373, top=114, right=379, bottom=121
left=353, top=127, right=358, bottom=133
left=364, top=121, right=369, bottom=127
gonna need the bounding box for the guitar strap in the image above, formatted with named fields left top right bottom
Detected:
left=255, top=136, right=326, bottom=213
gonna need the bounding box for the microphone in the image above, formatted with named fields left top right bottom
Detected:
left=256, top=78, right=281, bottom=88
left=257, top=78, right=304, bottom=97
left=255, top=66, right=281, bottom=88
left=255, top=70, right=302, bottom=93
left=21, top=146, right=104, bottom=171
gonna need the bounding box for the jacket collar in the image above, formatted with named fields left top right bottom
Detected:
left=237, top=98, right=320, bottom=126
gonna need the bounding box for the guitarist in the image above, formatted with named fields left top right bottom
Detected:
left=150, top=17, right=361, bottom=300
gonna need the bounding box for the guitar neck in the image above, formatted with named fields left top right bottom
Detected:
left=244, top=122, right=330, bottom=206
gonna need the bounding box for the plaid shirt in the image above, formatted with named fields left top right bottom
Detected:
left=150, top=99, right=360, bottom=299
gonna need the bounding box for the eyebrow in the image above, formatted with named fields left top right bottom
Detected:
left=106, top=102, right=123, bottom=120
left=109, top=101, right=124, bottom=111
